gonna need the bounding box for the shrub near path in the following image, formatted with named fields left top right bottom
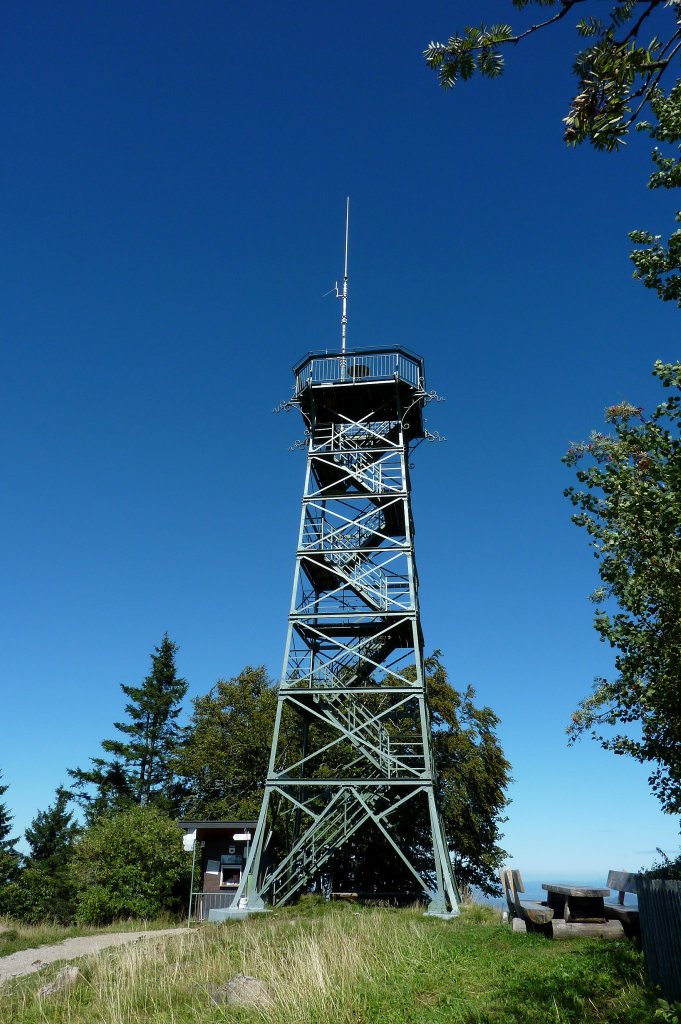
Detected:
left=0, top=903, right=655, bottom=1024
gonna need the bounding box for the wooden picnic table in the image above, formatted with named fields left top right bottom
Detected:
left=542, top=883, right=611, bottom=923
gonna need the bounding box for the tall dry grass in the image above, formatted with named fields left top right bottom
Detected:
left=1, top=906, right=432, bottom=1024
left=0, top=904, right=652, bottom=1024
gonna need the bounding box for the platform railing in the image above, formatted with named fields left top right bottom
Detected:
left=296, top=352, right=421, bottom=393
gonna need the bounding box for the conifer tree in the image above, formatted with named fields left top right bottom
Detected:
left=0, top=772, right=17, bottom=855
left=69, top=634, right=188, bottom=819
left=0, top=771, right=20, bottom=912
left=25, top=786, right=80, bottom=863
left=8, top=787, right=80, bottom=923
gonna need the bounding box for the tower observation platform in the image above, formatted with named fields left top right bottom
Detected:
left=224, top=342, right=460, bottom=918
left=293, top=347, right=425, bottom=438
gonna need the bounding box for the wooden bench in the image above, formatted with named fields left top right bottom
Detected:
left=500, top=868, right=553, bottom=936
left=603, top=870, right=640, bottom=937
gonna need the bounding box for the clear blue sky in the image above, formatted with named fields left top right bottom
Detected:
left=2, top=0, right=679, bottom=877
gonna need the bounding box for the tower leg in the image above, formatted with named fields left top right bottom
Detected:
left=425, top=791, right=460, bottom=916
left=230, top=791, right=271, bottom=912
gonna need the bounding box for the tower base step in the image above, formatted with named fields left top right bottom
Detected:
left=208, top=907, right=271, bottom=923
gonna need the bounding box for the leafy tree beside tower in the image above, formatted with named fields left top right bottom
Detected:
left=71, top=804, right=190, bottom=924
left=424, top=1, right=681, bottom=815
left=174, top=665, right=278, bottom=822
left=564, top=364, right=681, bottom=814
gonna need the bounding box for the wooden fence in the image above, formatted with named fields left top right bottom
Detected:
left=638, top=878, right=681, bottom=1001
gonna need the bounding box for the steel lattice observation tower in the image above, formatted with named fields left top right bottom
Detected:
left=225, top=214, right=460, bottom=918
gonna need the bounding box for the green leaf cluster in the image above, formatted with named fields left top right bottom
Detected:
left=645, top=846, right=681, bottom=881
left=654, top=999, right=681, bottom=1024
left=173, top=665, right=278, bottom=821
left=630, top=85, right=681, bottom=306
left=564, top=361, right=681, bottom=813
left=427, top=1, right=681, bottom=152
left=564, top=34, right=664, bottom=151
left=70, top=804, right=190, bottom=923
left=427, top=653, right=512, bottom=896
left=425, top=24, right=512, bottom=89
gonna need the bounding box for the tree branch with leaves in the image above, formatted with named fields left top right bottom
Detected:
left=426, top=0, right=681, bottom=308
left=564, top=361, right=681, bottom=813
left=425, top=0, right=681, bottom=151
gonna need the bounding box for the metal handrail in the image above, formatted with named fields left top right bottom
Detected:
left=295, top=351, right=421, bottom=394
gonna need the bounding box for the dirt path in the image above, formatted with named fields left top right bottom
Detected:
left=0, top=928, right=189, bottom=986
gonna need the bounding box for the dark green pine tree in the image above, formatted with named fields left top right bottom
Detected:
left=25, top=786, right=80, bottom=862
left=0, top=772, right=17, bottom=854
left=10, top=787, right=81, bottom=923
left=0, top=771, right=20, bottom=911
left=69, top=634, right=188, bottom=819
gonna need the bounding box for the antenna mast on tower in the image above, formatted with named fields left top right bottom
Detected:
left=338, top=197, right=349, bottom=354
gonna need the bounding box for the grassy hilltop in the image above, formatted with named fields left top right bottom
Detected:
left=0, top=899, right=657, bottom=1024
